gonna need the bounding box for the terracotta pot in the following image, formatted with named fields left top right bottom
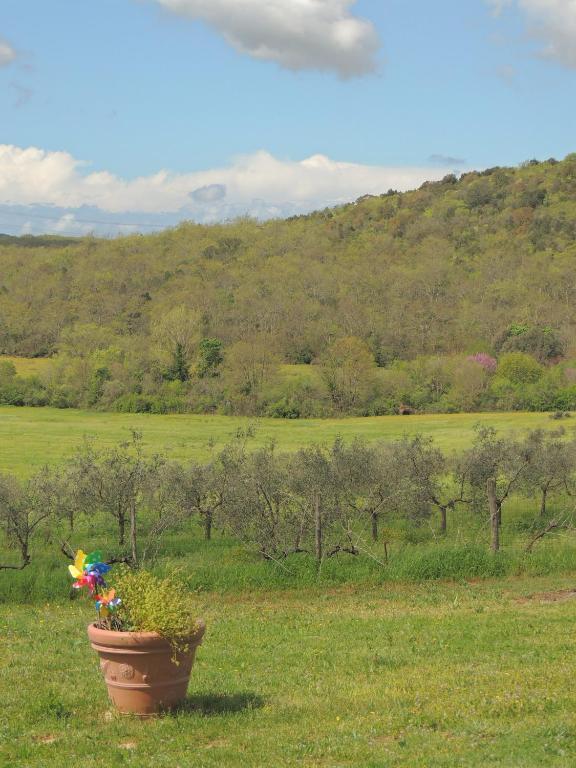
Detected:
left=87, top=621, right=206, bottom=715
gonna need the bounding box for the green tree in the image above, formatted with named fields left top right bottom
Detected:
left=320, top=337, right=377, bottom=413
left=497, top=352, right=543, bottom=385
left=196, top=338, right=223, bottom=379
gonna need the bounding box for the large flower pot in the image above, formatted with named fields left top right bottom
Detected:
left=87, top=621, right=206, bottom=716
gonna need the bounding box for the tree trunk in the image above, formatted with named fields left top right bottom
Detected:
left=314, top=494, right=322, bottom=566
left=383, top=541, right=389, bottom=564
left=371, top=511, right=378, bottom=542
left=129, top=501, right=138, bottom=565
left=118, top=512, right=125, bottom=546
left=487, top=477, right=500, bottom=553
left=439, top=506, right=447, bottom=535
left=540, top=487, right=548, bottom=518
left=204, top=509, right=213, bottom=541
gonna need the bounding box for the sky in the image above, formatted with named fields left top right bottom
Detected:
left=1, top=0, right=575, bottom=236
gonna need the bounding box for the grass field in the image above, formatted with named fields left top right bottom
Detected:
left=4, top=574, right=576, bottom=767
left=0, top=355, right=52, bottom=376
left=0, top=406, right=568, bottom=477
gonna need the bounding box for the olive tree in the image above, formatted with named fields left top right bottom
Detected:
left=393, top=435, right=473, bottom=535
left=68, top=433, right=164, bottom=563
left=0, top=469, right=56, bottom=570
left=521, top=429, right=575, bottom=517
left=221, top=443, right=305, bottom=560
left=463, top=426, right=533, bottom=551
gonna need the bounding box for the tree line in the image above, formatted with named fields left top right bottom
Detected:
left=2, top=426, right=575, bottom=573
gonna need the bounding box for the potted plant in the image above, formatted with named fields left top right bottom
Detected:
left=68, top=550, right=205, bottom=716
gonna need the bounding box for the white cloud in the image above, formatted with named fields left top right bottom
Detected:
left=152, top=0, right=380, bottom=77
left=0, top=145, right=456, bottom=224
left=520, top=0, right=576, bottom=67
left=489, top=0, right=576, bottom=68
left=51, top=213, right=95, bottom=236
left=0, top=38, right=16, bottom=67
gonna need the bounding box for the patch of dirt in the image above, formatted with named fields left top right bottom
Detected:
left=515, top=589, right=576, bottom=604
left=35, top=735, right=58, bottom=745
left=118, top=741, right=137, bottom=750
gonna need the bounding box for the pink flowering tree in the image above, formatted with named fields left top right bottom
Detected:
left=467, top=353, right=497, bottom=373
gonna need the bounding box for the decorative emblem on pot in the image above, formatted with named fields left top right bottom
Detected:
left=119, top=664, right=135, bottom=680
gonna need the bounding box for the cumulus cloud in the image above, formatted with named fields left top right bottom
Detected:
left=152, top=0, right=380, bottom=77
left=0, top=145, right=458, bottom=226
left=0, top=38, right=16, bottom=67
left=489, top=0, right=576, bottom=68
left=520, top=0, right=576, bottom=67
left=191, top=183, right=227, bottom=203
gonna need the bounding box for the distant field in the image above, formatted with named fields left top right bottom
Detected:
left=0, top=355, right=52, bottom=376
left=0, top=406, right=568, bottom=477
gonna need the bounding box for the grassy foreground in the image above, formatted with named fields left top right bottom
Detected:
left=3, top=574, right=576, bottom=767
left=0, top=406, right=567, bottom=477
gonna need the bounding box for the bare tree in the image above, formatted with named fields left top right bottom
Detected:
left=165, top=442, right=243, bottom=541
left=393, top=435, right=472, bottom=535
left=69, top=433, right=164, bottom=564
left=521, top=429, right=575, bottom=517
left=0, top=470, right=55, bottom=570
left=330, top=438, right=401, bottom=542
left=221, top=443, right=306, bottom=560
left=288, top=444, right=359, bottom=566
left=464, top=426, right=534, bottom=552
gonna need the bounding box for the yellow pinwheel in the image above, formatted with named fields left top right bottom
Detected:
left=68, top=550, right=87, bottom=580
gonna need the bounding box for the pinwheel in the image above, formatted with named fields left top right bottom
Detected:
left=68, top=549, right=111, bottom=595
left=94, top=589, right=121, bottom=617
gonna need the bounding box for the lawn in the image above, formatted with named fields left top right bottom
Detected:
left=3, top=574, right=576, bottom=767
left=0, top=406, right=567, bottom=477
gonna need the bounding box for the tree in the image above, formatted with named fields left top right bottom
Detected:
left=497, top=353, right=543, bottom=385
left=0, top=470, right=55, bottom=570
left=498, top=325, right=565, bottom=363
left=165, top=442, right=240, bottom=541
left=330, top=438, right=399, bottom=542
left=196, top=338, right=223, bottom=379
left=152, top=305, right=199, bottom=382
left=287, top=444, right=363, bottom=566
left=393, top=435, right=472, bottom=535
left=521, top=430, right=575, bottom=517
left=69, top=434, right=164, bottom=563
left=222, top=443, right=303, bottom=560
left=223, top=338, right=279, bottom=413
left=464, top=427, right=534, bottom=551
left=319, top=337, right=377, bottom=413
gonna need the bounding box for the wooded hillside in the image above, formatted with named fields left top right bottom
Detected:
left=1, top=155, right=576, bottom=416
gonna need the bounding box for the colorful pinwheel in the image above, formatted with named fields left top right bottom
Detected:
left=68, top=549, right=111, bottom=595
left=95, top=589, right=121, bottom=617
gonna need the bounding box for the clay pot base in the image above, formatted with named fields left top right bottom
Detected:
left=88, top=621, right=206, bottom=716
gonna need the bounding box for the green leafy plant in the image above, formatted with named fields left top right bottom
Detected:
left=112, top=567, right=202, bottom=654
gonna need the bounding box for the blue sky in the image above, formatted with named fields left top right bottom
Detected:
left=0, top=0, right=575, bottom=235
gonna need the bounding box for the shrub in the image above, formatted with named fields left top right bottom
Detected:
left=498, top=352, right=543, bottom=385
left=112, top=567, right=202, bottom=652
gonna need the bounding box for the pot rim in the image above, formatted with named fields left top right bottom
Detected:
left=87, top=619, right=205, bottom=650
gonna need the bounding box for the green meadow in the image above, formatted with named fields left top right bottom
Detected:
left=4, top=405, right=576, bottom=767
left=3, top=575, right=576, bottom=767
left=0, top=405, right=567, bottom=477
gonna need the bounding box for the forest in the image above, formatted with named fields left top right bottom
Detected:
left=2, top=154, right=576, bottom=417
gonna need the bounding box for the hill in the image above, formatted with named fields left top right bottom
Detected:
left=1, top=155, right=576, bottom=416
